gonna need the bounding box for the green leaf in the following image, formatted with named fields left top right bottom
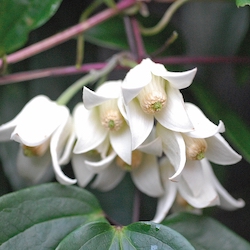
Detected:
left=0, top=183, right=106, bottom=249
left=236, top=0, right=250, bottom=7
left=163, top=212, right=250, bottom=250
left=190, top=83, right=250, bottom=164
left=0, top=0, right=63, bottom=56
left=57, top=221, right=195, bottom=249
left=85, top=15, right=185, bottom=55
left=84, top=16, right=128, bottom=50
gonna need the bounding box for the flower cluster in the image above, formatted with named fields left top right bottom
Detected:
left=0, top=58, right=244, bottom=222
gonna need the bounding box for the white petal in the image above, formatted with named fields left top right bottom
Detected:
left=96, top=136, right=110, bottom=159
left=0, top=95, right=50, bottom=142
left=157, top=124, right=186, bottom=180
left=0, top=116, right=20, bottom=141
left=184, top=103, right=225, bottom=138
left=117, top=97, right=128, bottom=121
left=59, top=127, right=75, bottom=165
left=85, top=150, right=117, bottom=173
left=181, top=160, right=204, bottom=197
left=126, top=99, right=154, bottom=150
left=206, top=133, right=242, bottom=165
left=17, top=147, right=51, bottom=183
left=152, top=157, right=177, bottom=223
left=110, top=124, right=131, bottom=165
left=91, top=163, right=125, bottom=191
left=122, top=62, right=152, bottom=105
left=138, top=136, right=162, bottom=157
left=73, top=107, right=108, bottom=154
left=131, top=154, right=164, bottom=197
left=83, top=81, right=122, bottom=109
left=50, top=116, right=76, bottom=185
left=11, top=96, right=69, bottom=146
left=95, top=80, right=122, bottom=97
left=72, top=103, right=87, bottom=138
left=203, top=159, right=245, bottom=210
left=155, top=86, right=194, bottom=132
left=160, top=68, right=197, bottom=89
left=83, top=87, right=109, bottom=109
left=71, top=154, right=95, bottom=187
left=178, top=161, right=219, bottom=208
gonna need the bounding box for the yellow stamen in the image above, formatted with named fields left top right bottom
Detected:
left=137, top=75, right=167, bottom=114
left=182, top=134, right=207, bottom=161
left=99, top=99, right=124, bottom=131
left=116, top=150, right=143, bottom=171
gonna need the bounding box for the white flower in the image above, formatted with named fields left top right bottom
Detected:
left=62, top=102, right=116, bottom=187
left=0, top=95, right=76, bottom=185
left=86, top=133, right=165, bottom=197
left=156, top=102, right=241, bottom=180
left=74, top=81, right=132, bottom=165
left=122, top=58, right=197, bottom=149
left=153, top=157, right=245, bottom=223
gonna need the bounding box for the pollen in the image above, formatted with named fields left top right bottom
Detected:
left=99, top=99, right=124, bottom=131
left=182, top=134, right=207, bottom=161
left=137, top=75, right=167, bottom=114
left=116, top=150, right=143, bottom=171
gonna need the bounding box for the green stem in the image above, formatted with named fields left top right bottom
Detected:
left=76, top=0, right=104, bottom=67
left=140, top=0, right=189, bottom=36
left=56, top=54, right=120, bottom=105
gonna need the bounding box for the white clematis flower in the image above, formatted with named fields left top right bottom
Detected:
left=74, top=81, right=132, bottom=165
left=63, top=103, right=117, bottom=187
left=0, top=95, right=76, bottom=185
left=122, top=58, right=197, bottom=149
left=83, top=131, right=164, bottom=198
left=153, top=157, right=245, bottom=223
left=156, top=102, right=241, bottom=181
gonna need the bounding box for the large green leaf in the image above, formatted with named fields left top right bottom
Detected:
left=0, top=183, right=194, bottom=249
left=56, top=221, right=195, bottom=249
left=190, top=83, right=250, bottom=164
left=0, top=183, right=106, bottom=249
left=163, top=212, right=250, bottom=250
left=236, top=0, right=250, bottom=7
left=0, top=0, right=63, bottom=56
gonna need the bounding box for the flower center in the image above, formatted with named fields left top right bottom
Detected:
left=99, top=99, right=124, bottom=131
left=137, top=75, right=167, bottom=114
left=22, top=142, right=49, bottom=157
left=182, top=134, right=207, bottom=161
left=116, top=150, right=143, bottom=171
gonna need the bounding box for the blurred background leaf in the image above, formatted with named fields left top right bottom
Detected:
left=163, top=212, right=250, bottom=250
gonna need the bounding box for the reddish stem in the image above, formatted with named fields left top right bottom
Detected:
left=1, top=56, right=250, bottom=85
left=0, top=0, right=137, bottom=68
left=130, top=17, right=147, bottom=61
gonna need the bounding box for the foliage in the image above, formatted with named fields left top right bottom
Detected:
left=0, top=0, right=250, bottom=249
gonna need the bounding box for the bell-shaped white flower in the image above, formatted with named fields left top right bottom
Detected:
left=156, top=102, right=241, bottom=181
left=74, top=81, right=132, bottom=165
left=153, top=157, right=245, bottom=223
left=122, top=58, right=197, bottom=149
left=63, top=103, right=116, bottom=187
left=0, top=95, right=76, bottom=185
left=82, top=130, right=164, bottom=197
